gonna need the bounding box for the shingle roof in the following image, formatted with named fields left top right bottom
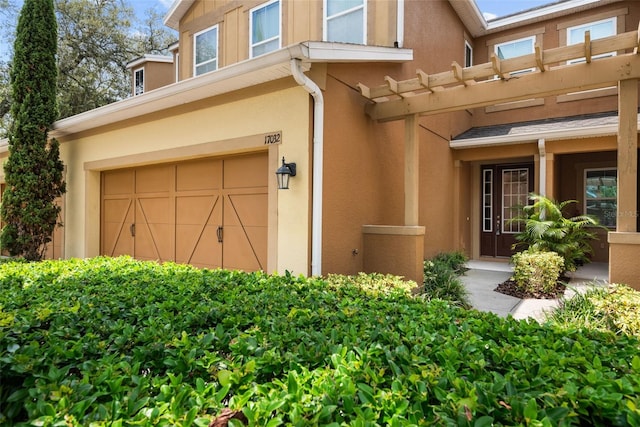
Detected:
left=453, top=110, right=620, bottom=141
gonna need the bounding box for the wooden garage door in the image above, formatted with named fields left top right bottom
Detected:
left=101, top=153, right=268, bottom=271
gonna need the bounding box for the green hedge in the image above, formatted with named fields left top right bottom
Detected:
left=1, top=257, right=639, bottom=426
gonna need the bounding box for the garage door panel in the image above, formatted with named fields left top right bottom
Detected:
left=103, top=222, right=133, bottom=256
left=223, top=226, right=263, bottom=271
left=102, top=198, right=133, bottom=257
left=138, top=197, right=171, bottom=223
left=176, top=225, right=221, bottom=268
left=224, top=153, right=268, bottom=189
left=224, top=194, right=268, bottom=227
left=103, top=170, right=134, bottom=195
left=177, top=159, right=222, bottom=191
left=135, top=222, right=173, bottom=261
left=136, top=165, right=172, bottom=194
left=176, top=195, right=220, bottom=225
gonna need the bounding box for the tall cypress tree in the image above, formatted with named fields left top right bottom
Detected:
left=1, top=0, right=66, bottom=260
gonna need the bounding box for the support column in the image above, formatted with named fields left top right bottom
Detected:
left=405, top=114, right=419, bottom=226
left=616, top=79, right=638, bottom=232
left=609, top=78, right=640, bottom=289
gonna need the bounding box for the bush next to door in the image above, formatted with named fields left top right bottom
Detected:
left=511, top=250, right=564, bottom=296
left=513, top=194, right=601, bottom=272
left=1, top=257, right=640, bottom=425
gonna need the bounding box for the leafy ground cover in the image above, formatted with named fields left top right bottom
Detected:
left=548, top=283, right=640, bottom=339
left=1, top=257, right=640, bottom=426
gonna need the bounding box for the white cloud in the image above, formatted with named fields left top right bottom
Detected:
left=483, top=12, right=498, bottom=21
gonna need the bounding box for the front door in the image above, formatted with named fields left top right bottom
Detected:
left=480, top=163, right=533, bottom=257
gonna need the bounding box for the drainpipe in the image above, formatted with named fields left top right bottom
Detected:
left=396, top=0, right=404, bottom=48
left=290, top=59, right=324, bottom=276
left=538, top=138, right=546, bottom=196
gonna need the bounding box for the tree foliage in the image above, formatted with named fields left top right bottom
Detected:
left=1, top=0, right=65, bottom=260
left=0, top=0, right=176, bottom=130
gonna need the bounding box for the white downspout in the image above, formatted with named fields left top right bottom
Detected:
left=396, top=0, right=404, bottom=48
left=291, top=59, right=324, bottom=276
left=538, top=138, right=546, bottom=196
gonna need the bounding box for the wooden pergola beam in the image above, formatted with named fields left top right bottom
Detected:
left=365, top=53, right=640, bottom=121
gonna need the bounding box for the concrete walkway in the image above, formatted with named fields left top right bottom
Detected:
left=462, top=260, right=609, bottom=322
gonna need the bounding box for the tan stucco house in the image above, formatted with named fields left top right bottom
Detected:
left=2, top=0, right=639, bottom=288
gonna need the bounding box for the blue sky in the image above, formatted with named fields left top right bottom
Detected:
left=475, top=0, right=555, bottom=20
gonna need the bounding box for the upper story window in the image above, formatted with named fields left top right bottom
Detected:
left=250, top=0, right=281, bottom=58
left=567, top=18, right=616, bottom=63
left=464, top=41, right=473, bottom=68
left=324, top=0, right=366, bottom=44
left=585, top=168, right=617, bottom=227
left=194, top=25, right=218, bottom=76
left=494, top=36, right=535, bottom=75
left=134, top=67, right=144, bottom=96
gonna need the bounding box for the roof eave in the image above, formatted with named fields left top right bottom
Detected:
left=163, top=0, right=195, bottom=30
left=50, top=43, right=412, bottom=138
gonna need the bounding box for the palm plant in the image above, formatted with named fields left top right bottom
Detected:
left=512, top=194, right=602, bottom=272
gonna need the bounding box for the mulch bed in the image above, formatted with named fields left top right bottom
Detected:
left=495, top=278, right=567, bottom=299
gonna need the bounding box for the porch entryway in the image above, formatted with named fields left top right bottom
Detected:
left=480, top=163, right=533, bottom=258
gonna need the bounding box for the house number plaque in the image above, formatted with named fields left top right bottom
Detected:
left=264, top=131, right=282, bottom=145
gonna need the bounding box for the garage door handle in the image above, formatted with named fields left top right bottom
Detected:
left=216, top=226, right=223, bottom=243
left=130, top=223, right=136, bottom=237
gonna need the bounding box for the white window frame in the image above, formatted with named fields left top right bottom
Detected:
left=175, top=52, right=180, bottom=82
left=134, top=67, right=144, bottom=96
left=193, top=24, right=219, bottom=76
left=250, top=0, right=281, bottom=58
left=584, top=167, right=618, bottom=228
left=567, top=17, right=617, bottom=64
left=464, top=41, right=473, bottom=68
left=323, top=0, right=366, bottom=44
left=494, top=36, right=535, bottom=76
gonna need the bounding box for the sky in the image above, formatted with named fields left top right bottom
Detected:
left=474, top=0, right=556, bottom=21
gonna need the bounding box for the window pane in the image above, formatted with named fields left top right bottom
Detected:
left=496, top=38, right=533, bottom=60
left=252, top=39, right=279, bottom=57
left=569, top=20, right=615, bottom=44
left=195, top=27, right=217, bottom=75
left=252, top=1, right=279, bottom=45
left=196, top=60, right=217, bottom=76
left=327, top=0, right=363, bottom=16
left=327, top=9, right=364, bottom=44
left=585, top=169, right=617, bottom=227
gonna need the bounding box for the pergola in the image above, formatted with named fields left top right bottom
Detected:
left=358, top=26, right=640, bottom=287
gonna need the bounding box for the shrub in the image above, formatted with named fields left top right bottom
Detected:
left=512, top=194, right=601, bottom=272
left=1, top=257, right=640, bottom=425
left=511, top=250, right=564, bottom=295
left=549, top=283, right=640, bottom=338
left=422, top=252, right=471, bottom=308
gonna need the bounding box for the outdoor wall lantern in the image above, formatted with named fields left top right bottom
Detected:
left=276, top=156, right=296, bottom=190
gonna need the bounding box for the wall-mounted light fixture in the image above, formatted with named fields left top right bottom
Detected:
left=275, top=156, right=296, bottom=190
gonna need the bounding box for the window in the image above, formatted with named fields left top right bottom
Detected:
left=482, top=169, right=493, bottom=232
left=250, top=0, right=281, bottom=58
left=324, top=0, right=365, bottom=44
left=194, top=25, right=218, bottom=76
left=501, top=168, right=529, bottom=233
left=134, top=67, right=144, bottom=96
left=494, top=36, right=535, bottom=75
left=585, top=168, right=617, bottom=227
left=464, top=41, right=473, bottom=68
left=567, top=18, right=616, bottom=63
